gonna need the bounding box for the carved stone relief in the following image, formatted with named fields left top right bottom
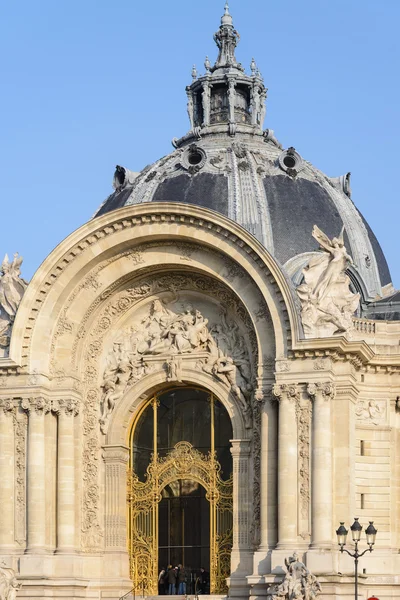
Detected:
left=250, top=395, right=262, bottom=547
left=0, top=561, right=22, bottom=600
left=355, top=400, right=386, bottom=426
left=99, top=297, right=254, bottom=434
left=297, top=402, right=311, bottom=523
left=166, top=356, right=182, bottom=383
left=297, top=225, right=360, bottom=338
left=82, top=388, right=103, bottom=551
left=78, top=270, right=263, bottom=551
left=12, top=406, right=27, bottom=547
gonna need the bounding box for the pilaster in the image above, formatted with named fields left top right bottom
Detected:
left=53, top=398, right=80, bottom=553
left=253, top=390, right=277, bottom=576
left=307, top=382, right=335, bottom=549
left=272, top=383, right=300, bottom=549
left=102, top=445, right=130, bottom=578
left=229, top=439, right=252, bottom=597
left=22, top=396, right=51, bottom=554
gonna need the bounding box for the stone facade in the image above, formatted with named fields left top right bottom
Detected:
left=0, top=203, right=399, bottom=599
left=1, top=5, right=400, bottom=600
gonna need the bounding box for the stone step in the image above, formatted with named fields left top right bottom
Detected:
left=122, top=596, right=226, bottom=600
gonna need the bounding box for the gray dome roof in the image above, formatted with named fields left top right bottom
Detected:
left=94, top=133, right=391, bottom=301
left=93, top=5, right=392, bottom=302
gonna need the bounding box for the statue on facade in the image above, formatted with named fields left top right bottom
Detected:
left=0, top=563, right=21, bottom=600
left=296, top=225, right=360, bottom=338
left=270, top=553, right=321, bottom=600
left=0, top=253, right=28, bottom=347
left=99, top=300, right=254, bottom=433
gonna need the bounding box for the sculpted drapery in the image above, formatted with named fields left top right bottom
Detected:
left=297, top=225, right=360, bottom=338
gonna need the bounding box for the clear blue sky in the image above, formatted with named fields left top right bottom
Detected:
left=1, top=0, right=399, bottom=289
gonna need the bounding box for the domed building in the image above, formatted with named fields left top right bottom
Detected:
left=1, top=4, right=400, bottom=600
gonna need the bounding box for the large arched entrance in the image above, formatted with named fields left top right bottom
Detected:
left=128, top=387, right=233, bottom=595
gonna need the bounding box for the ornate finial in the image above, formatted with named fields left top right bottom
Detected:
left=250, top=58, right=257, bottom=76
left=191, top=65, right=198, bottom=81
left=204, top=56, right=211, bottom=72
left=213, top=1, right=241, bottom=70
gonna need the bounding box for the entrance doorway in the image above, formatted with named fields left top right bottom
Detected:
left=159, top=480, right=210, bottom=592
left=128, top=387, right=233, bottom=595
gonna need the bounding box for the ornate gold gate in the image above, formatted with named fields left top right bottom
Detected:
left=128, top=434, right=233, bottom=594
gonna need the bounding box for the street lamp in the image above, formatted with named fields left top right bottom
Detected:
left=336, top=518, right=377, bottom=600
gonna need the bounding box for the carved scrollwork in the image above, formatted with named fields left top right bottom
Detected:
left=21, top=396, right=51, bottom=415
left=52, top=398, right=81, bottom=416
left=128, top=442, right=232, bottom=595
left=0, top=397, right=15, bottom=417
left=273, top=383, right=300, bottom=403
left=307, top=382, right=335, bottom=401
left=14, top=409, right=27, bottom=545
left=82, top=388, right=103, bottom=551
left=297, top=402, right=311, bottom=521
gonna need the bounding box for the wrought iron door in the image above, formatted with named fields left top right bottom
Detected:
left=127, top=393, right=233, bottom=595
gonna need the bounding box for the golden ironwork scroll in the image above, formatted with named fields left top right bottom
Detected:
left=127, top=441, right=233, bottom=595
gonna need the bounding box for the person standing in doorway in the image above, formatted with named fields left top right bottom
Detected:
left=177, top=564, right=186, bottom=595
left=167, top=565, right=176, bottom=595
left=158, top=568, right=166, bottom=595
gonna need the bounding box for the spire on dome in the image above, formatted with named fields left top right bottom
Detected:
left=212, top=2, right=243, bottom=72
left=180, top=2, right=268, bottom=142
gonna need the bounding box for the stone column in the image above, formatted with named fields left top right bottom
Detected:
left=307, top=383, right=335, bottom=548
left=23, top=397, right=50, bottom=553
left=55, top=398, right=79, bottom=553
left=258, top=392, right=278, bottom=551
left=0, top=399, right=16, bottom=551
left=273, top=384, right=299, bottom=548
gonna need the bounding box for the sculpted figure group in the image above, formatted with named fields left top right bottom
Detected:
left=0, top=253, right=28, bottom=348
left=0, top=563, right=21, bottom=600
left=271, top=553, right=321, bottom=600
left=99, top=300, right=253, bottom=434
left=297, top=225, right=360, bottom=338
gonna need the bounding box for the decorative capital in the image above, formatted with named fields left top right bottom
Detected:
left=254, top=386, right=275, bottom=406
left=272, top=383, right=300, bottom=403
left=307, top=382, right=335, bottom=401
left=0, top=397, right=15, bottom=417
left=58, top=398, right=80, bottom=417
left=21, top=396, right=51, bottom=415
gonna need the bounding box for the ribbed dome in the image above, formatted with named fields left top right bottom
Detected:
left=93, top=5, right=392, bottom=303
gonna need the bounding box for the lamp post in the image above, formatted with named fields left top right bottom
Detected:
left=336, top=518, right=378, bottom=600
